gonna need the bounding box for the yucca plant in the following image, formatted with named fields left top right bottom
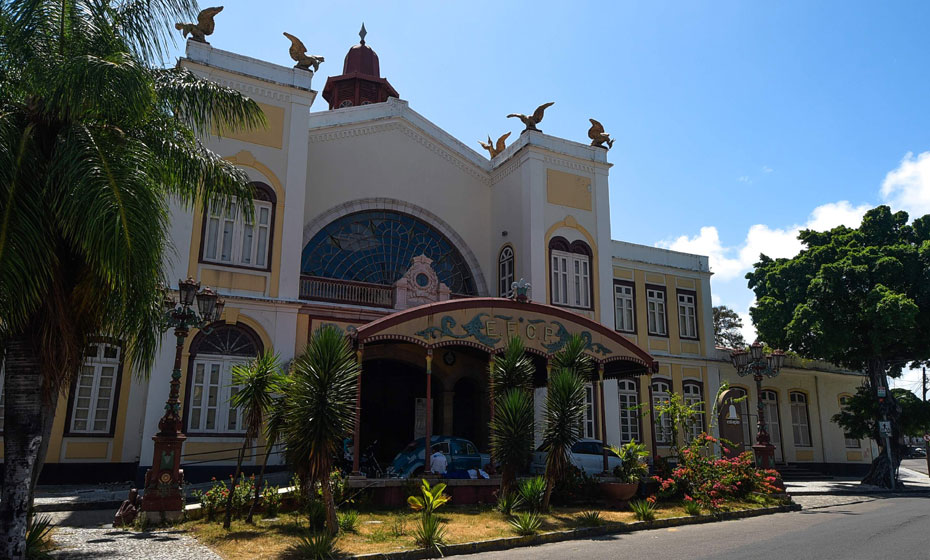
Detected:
left=24, top=515, right=54, bottom=560
left=516, top=476, right=547, bottom=513
left=337, top=509, right=359, bottom=533
left=224, top=352, right=284, bottom=529
left=575, top=510, right=603, bottom=527
left=284, top=326, right=360, bottom=535
left=491, top=388, right=535, bottom=495
left=509, top=511, right=542, bottom=536
left=630, top=499, right=657, bottom=521
left=413, top=511, right=447, bottom=555
left=540, top=365, right=586, bottom=511
left=491, top=336, right=535, bottom=394
left=0, top=1, right=264, bottom=555
left=291, top=531, right=339, bottom=560
left=495, top=492, right=523, bottom=516
left=683, top=499, right=702, bottom=516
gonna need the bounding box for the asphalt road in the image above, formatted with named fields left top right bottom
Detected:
left=457, top=496, right=930, bottom=560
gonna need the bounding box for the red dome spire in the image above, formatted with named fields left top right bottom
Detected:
left=322, top=23, right=399, bottom=110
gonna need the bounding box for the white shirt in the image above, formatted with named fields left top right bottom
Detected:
left=429, top=451, right=448, bottom=474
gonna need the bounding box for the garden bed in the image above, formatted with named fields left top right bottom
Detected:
left=183, top=496, right=792, bottom=559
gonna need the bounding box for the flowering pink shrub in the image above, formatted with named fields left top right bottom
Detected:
left=651, top=433, right=781, bottom=511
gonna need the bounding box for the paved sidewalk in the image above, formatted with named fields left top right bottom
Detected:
left=785, top=467, right=930, bottom=495
left=51, top=526, right=220, bottom=560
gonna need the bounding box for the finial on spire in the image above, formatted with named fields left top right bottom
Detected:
left=359, top=22, right=367, bottom=45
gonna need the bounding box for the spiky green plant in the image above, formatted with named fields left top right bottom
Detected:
left=683, top=499, right=702, bottom=516
left=413, top=511, right=447, bottom=555
left=516, top=476, right=547, bottom=513
left=491, top=388, right=535, bottom=495
left=291, top=531, right=339, bottom=560
left=224, top=352, right=284, bottom=529
left=337, top=509, right=359, bottom=533
left=491, top=336, right=535, bottom=394
left=284, top=326, right=360, bottom=535
left=0, top=1, right=264, bottom=554
left=630, top=499, right=657, bottom=521
left=508, top=511, right=542, bottom=536
left=575, top=510, right=603, bottom=527
left=495, top=492, right=523, bottom=516
left=24, top=515, right=54, bottom=559
left=540, top=369, right=586, bottom=511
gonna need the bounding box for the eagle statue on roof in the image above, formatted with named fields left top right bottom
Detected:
left=587, top=119, right=614, bottom=150
left=175, top=6, right=223, bottom=43
left=507, top=102, right=554, bottom=134
left=478, top=132, right=511, bottom=159
left=283, top=32, right=325, bottom=72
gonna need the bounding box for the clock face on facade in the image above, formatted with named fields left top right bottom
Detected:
left=159, top=471, right=172, bottom=484
left=443, top=350, right=456, bottom=366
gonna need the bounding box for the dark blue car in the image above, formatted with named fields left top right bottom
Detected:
left=387, top=435, right=491, bottom=478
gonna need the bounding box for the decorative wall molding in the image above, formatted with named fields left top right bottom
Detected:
left=543, top=155, right=596, bottom=175
left=210, top=75, right=293, bottom=103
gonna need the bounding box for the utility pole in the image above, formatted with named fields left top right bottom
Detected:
left=924, top=367, right=929, bottom=477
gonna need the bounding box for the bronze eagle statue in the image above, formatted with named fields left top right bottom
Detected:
left=478, top=131, right=511, bottom=158
left=587, top=119, right=614, bottom=150
left=507, top=102, right=554, bottom=133
left=283, top=32, right=325, bottom=72
left=175, top=6, right=223, bottom=43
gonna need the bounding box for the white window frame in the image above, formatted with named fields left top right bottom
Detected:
left=683, top=381, right=704, bottom=442
left=790, top=392, right=812, bottom=447
left=730, top=387, right=753, bottom=447
left=551, top=249, right=590, bottom=309
left=652, top=379, right=673, bottom=445
left=678, top=292, right=698, bottom=339
left=839, top=395, right=860, bottom=448
left=614, top=283, right=635, bottom=333
left=69, top=343, right=121, bottom=434
left=646, top=287, right=667, bottom=336
left=583, top=383, right=596, bottom=439
left=203, top=198, right=273, bottom=269
left=618, top=379, right=640, bottom=444
left=498, top=246, right=515, bottom=297
left=188, top=356, right=247, bottom=434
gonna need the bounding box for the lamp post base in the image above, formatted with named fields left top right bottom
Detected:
left=752, top=442, right=776, bottom=470
left=140, top=433, right=187, bottom=519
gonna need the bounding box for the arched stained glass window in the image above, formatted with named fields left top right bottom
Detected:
left=301, top=210, right=477, bottom=296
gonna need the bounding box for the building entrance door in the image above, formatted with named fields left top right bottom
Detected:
left=761, top=390, right=783, bottom=463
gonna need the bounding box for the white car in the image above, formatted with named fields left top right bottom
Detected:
left=530, top=438, right=622, bottom=477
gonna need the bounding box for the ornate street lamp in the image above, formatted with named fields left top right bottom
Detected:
left=140, top=277, right=224, bottom=522
left=730, top=341, right=785, bottom=469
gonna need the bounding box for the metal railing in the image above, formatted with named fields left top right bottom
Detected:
left=299, top=275, right=395, bottom=308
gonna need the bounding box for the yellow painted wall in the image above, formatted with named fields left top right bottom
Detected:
left=221, top=102, right=286, bottom=149
left=64, top=441, right=110, bottom=460
left=546, top=169, right=592, bottom=211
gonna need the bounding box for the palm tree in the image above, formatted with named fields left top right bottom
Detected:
left=540, top=335, right=591, bottom=510
left=490, top=388, right=535, bottom=495
left=223, top=352, right=283, bottom=529
left=283, top=326, right=359, bottom=535
left=491, top=336, right=535, bottom=395
left=246, top=385, right=289, bottom=524
left=0, top=2, right=263, bottom=555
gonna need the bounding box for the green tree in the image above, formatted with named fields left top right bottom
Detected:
left=490, top=388, right=535, bottom=495
left=283, top=326, right=359, bottom=535
left=833, top=387, right=930, bottom=444
left=540, top=335, right=591, bottom=510
left=490, top=336, right=534, bottom=395
left=223, top=352, right=284, bottom=529
left=0, top=2, right=262, bottom=555
left=746, top=205, right=930, bottom=487
left=712, top=305, right=746, bottom=349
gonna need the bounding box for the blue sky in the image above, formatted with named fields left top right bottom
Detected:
left=169, top=1, right=930, bottom=391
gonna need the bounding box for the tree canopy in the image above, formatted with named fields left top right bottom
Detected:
left=712, top=305, right=746, bottom=349
left=747, top=205, right=930, bottom=375
left=833, top=387, right=930, bottom=441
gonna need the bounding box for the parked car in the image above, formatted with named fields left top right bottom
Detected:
left=905, top=446, right=927, bottom=458
left=387, top=435, right=491, bottom=478
left=530, top=439, right=622, bottom=477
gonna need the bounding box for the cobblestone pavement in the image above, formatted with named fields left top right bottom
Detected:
left=51, top=526, right=220, bottom=560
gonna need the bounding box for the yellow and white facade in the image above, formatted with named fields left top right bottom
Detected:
left=1, top=34, right=871, bottom=483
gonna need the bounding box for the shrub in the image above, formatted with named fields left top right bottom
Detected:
left=291, top=531, right=339, bottom=560
left=610, top=441, right=650, bottom=483
left=305, top=499, right=328, bottom=532
left=575, top=510, right=603, bottom=527
left=26, top=515, right=54, bottom=560
left=551, top=465, right=599, bottom=506
left=509, top=511, right=542, bottom=536
left=413, top=512, right=446, bottom=555
left=683, top=496, right=702, bottom=516
left=495, top=491, right=523, bottom=515
left=262, top=484, right=281, bottom=518
left=337, top=509, right=359, bottom=533
left=192, top=478, right=229, bottom=522
left=226, top=473, right=255, bottom=520
left=630, top=498, right=657, bottom=521
left=516, top=476, right=547, bottom=512
left=407, top=479, right=451, bottom=515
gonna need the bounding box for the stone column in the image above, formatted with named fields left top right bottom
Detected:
left=598, top=363, right=609, bottom=473
left=425, top=349, right=433, bottom=473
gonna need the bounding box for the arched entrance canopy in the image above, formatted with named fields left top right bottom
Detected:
left=353, top=297, right=659, bottom=375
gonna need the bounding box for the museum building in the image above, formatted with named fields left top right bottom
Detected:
left=0, top=30, right=874, bottom=483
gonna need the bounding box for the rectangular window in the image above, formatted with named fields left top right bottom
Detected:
left=614, top=283, right=635, bottom=332
left=188, top=358, right=245, bottom=434
left=646, top=287, right=667, bottom=336
left=683, top=382, right=705, bottom=442
left=203, top=199, right=273, bottom=269
left=790, top=392, right=812, bottom=447
left=839, top=396, right=860, bottom=448
left=69, top=343, right=121, bottom=434
left=583, top=384, right=596, bottom=439
left=652, top=380, right=672, bottom=445
left=678, top=292, right=698, bottom=339
left=617, top=379, right=640, bottom=444
left=551, top=250, right=590, bottom=309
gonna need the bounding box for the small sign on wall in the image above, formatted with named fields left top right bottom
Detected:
left=414, top=398, right=433, bottom=440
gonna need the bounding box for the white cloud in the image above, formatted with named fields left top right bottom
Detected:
left=881, top=151, right=930, bottom=216
left=762, top=166, right=773, bottom=173
left=657, top=201, right=870, bottom=282
left=737, top=176, right=752, bottom=184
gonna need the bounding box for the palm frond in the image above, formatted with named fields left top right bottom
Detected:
left=154, top=67, right=266, bottom=137
left=230, top=351, right=283, bottom=440
left=492, top=336, right=535, bottom=394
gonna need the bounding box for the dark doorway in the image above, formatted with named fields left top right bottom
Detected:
left=360, top=359, right=423, bottom=466
left=453, top=378, right=479, bottom=444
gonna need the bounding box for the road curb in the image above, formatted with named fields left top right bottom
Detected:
left=350, top=503, right=801, bottom=560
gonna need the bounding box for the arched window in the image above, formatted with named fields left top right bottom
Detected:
left=549, top=237, right=593, bottom=309
left=651, top=378, right=672, bottom=445
left=185, top=323, right=263, bottom=435
left=762, top=389, right=783, bottom=461
left=302, top=210, right=477, bottom=296
left=838, top=394, right=860, bottom=448
left=683, top=381, right=704, bottom=441
left=201, top=182, right=276, bottom=270
left=728, top=387, right=752, bottom=448
left=498, top=246, right=514, bottom=297
left=618, top=378, right=640, bottom=444
left=789, top=391, right=812, bottom=447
